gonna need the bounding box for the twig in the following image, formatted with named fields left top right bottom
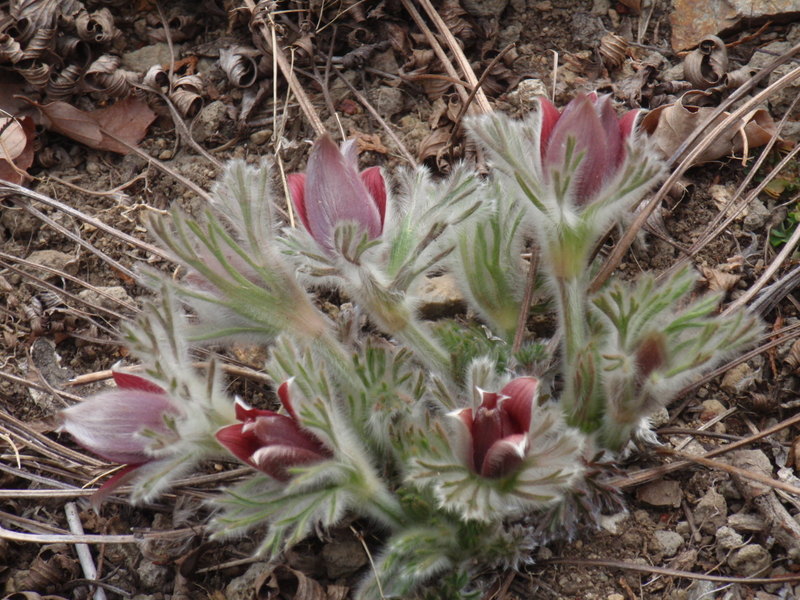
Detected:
left=512, top=246, right=539, bottom=354
left=65, top=502, right=108, bottom=600
left=0, top=524, right=201, bottom=545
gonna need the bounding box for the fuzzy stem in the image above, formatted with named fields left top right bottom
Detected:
left=393, top=319, right=453, bottom=383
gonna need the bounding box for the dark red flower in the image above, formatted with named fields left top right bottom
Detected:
left=450, top=377, right=539, bottom=478
left=216, top=380, right=331, bottom=480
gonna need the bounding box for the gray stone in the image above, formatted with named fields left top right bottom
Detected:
left=121, top=43, right=177, bottom=73
left=654, top=530, right=684, bottom=557
left=694, top=488, right=728, bottom=534
left=25, top=249, right=79, bottom=276
left=727, top=544, right=771, bottom=576
left=715, top=525, right=744, bottom=551
left=322, top=539, right=368, bottom=579
left=728, top=512, right=766, bottom=533
left=225, top=562, right=272, bottom=600
left=370, top=86, right=405, bottom=119
left=637, top=479, right=683, bottom=508
left=78, top=285, right=134, bottom=310
left=744, top=199, right=771, bottom=231
left=748, top=41, right=800, bottom=115
left=192, top=100, right=229, bottom=143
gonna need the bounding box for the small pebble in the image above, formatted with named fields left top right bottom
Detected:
left=727, top=544, right=771, bottom=576
left=250, top=129, right=272, bottom=145
left=654, top=530, right=683, bottom=557
left=158, top=149, right=173, bottom=160
left=694, top=488, right=728, bottom=534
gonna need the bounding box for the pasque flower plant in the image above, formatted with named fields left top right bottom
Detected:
left=59, top=92, right=761, bottom=598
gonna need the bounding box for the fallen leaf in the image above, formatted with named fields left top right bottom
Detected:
left=255, top=564, right=330, bottom=600
left=700, top=265, right=740, bottom=293
left=29, top=96, right=156, bottom=155
left=353, top=131, right=388, bottom=154
left=641, top=95, right=776, bottom=166
left=0, top=116, right=35, bottom=184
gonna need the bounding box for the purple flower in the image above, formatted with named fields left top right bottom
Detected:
left=287, top=135, right=387, bottom=253
left=539, top=93, right=638, bottom=205
left=450, top=377, right=539, bottom=478
left=58, top=371, right=180, bottom=466
left=216, top=380, right=331, bottom=481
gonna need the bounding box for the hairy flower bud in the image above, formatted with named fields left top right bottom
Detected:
left=287, top=135, right=387, bottom=253
left=539, top=93, right=638, bottom=205
left=58, top=371, right=180, bottom=466
left=216, top=380, right=331, bottom=480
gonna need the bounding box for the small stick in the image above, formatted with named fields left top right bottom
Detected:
left=512, top=246, right=540, bottom=354
left=65, top=502, right=107, bottom=600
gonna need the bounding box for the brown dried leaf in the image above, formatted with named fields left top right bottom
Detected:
left=353, top=132, right=388, bottom=155
left=418, top=125, right=452, bottom=164
left=34, top=96, right=155, bottom=154
left=0, top=116, right=35, bottom=184
left=599, top=33, right=628, bottom=69
left=785, top=339, right=800, bottom=371
left=640, top=96, right=777, bottom=165
left=700, top=265, right=740, bottom=293
left=255, top=565, right=328, bottom=600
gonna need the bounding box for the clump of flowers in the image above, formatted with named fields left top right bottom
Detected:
left=60, top=93, right=760, bottom=598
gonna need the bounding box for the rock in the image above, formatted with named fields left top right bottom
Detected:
left=225, top=562, right=271, bottom=600
left=250, top=129, right=272, bottom=145
left=370, top=86, right=405, bottom=119
left=744, top=199, right=771, bottom=230
left=192, top=100, right=229, bottom=143
left=321, top=539, right=367, bottom=579
left=418, top=274, right=466, bottom=319
left=137, top=560, right=170, bottom=591
left=694, top=488, right=727, bottom=534
left=654, top=530, right=684, bottom=557
left=25, top=249, right=79, bottom=276
left=121, top=43, right=176, bottom=72
left=461, top=0, right=508, bottom=18
left=649, top=406, right=670, bottom=428
left=636, top=479, right=683, bottom=508
left=508, top=79, right=548, bottom=109
left=607, top=595, right=625, bottom=600
left=728, top=512, right=766, bottom=533
left=669, top=0, right=800, bottom=51
left=1, top=204, right=40, bottom=238
left=715, top=525, right=744, bottom=551
left=699, top=399, right=727, bottom=420
left=727, top=544, right=771, bottom=576
left=78, top=285, right=133, bottom=310
left=720, top=363, right=756, bottom=394
left=600, top=511, right=628, bottom=534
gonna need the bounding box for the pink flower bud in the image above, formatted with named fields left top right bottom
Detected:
left=450, top=377, right=539, bottom=478
left=287, top=135, right=387, bottom=253
left=215, top=380, right=331, bottom=480
left=58, top=371, right=180, bottom=465
left=539, top=93, right=639, bottom=205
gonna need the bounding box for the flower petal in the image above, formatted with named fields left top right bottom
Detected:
left=360, top=166, right=387, bottom=227
left=277, top=379, right=299, bottom=422
left=305, top=134, right=383, bottom=250
left=232, top=398, right=276, bottom=422
left=479, top=434, right=527, bottom=478
left=247, top=414, right=329, bottom=455
left=499, top=377, right=538, bottom=433
left=111, top=370, right=165, bottom=394
left=446, top=408, right=475, bottom=471
left=538, top=96, right=561, bottom=161
left=250, top=444, right=329, bottom=480
left=59, top=390, right=179, bottom=464
left=216, top=422, right=261, bottom=466
left=287, top=173, right=311, bottom=232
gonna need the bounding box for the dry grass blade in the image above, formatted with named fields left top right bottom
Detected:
left=591, top=43, right=800, bottom=294
left=0, top=524, right=201, bottom=545
left=541, top=557, right=800, bottom=585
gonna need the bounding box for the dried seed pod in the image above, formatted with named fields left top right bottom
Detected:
left=55, top=35, right=92, bottom=68
left=15, top=543, right=79, bottom=591
left=20, top=27, right=55, bottom=61
left=219, top=46, right=258, bottom=88
left=599, top=33, right=628, bottom=69
left=143, top=64, right=170, bottom=91
left=684, top=35, right=728, bottom=90
left=0, top=33, right=24, bottom=63
left=148, top=15, right=199, bottom=43
left=75, top=8, right=118, bottom=44
left=46, top=63, right=84, bottom=99
left=723, top=65, right=756, bottom=89
left=84, top=54, right=133, bottom=96
left=169, top=87, right=202, bottom=117
left=16, top=59, right=51, bottom=88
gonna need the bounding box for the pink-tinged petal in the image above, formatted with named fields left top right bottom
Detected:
left=360, top=166, right=387, bottom=228
left=247, top=415, right=331, bottom=458
left=216, top=423, right=261, bottom=466
left=538, top=97, right=561, bottom=161
left=91, top=463, right=143, bottom=510
left=480, top=434, right=527, bottom=478
left=597, top=95, right=624, bottom=172
left=59, top=390, right=179, bottom=464
left=250, top=444, right=329, bottom=481
left=618, top=109, right=639, bottom=141
left=233, top=398, right=276, bottom=422
left=472, top=404, right=504, bottom=473
left=111, top=370, right=165, bottom=394
left=304, top=134, right=382, bottom=250
left=499, top=377, right=538, bottom=433
left=545, top=94, right=614, bottom=205
left=277, top=379, right=299, bottom=422
left=287, top=173, right=311, bottom=233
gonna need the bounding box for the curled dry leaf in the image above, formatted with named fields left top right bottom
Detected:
left=85, top=54, right=134, bottom=97
left=147, top=15, right=199, bottom=43
left=0, top=33, right=24, bottom=63
left=75, top=8, right=117, bottom=44
left=254, top=565, right=329, bottom=600
left=20, top=28, right=55, bottom=61
left=219, top=46, right=259, bottom=88
left=785, top=339, right=800, bottom=372
left=46, top=64, right=84, bottom=99
left=599, top=33, right=628, bottom=69
left=143, top=64, right=170, bottom=92
left=32, top=95, right=156, bottom=154
left=1, top=592, right=70, bottom=599
left=683, top=35, right=728, bottom=90
left=640, top=94, right=777, bottom=165
left=0, top=116, right=35, bottom=184
left=16, top=61, right=51, bottom=88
